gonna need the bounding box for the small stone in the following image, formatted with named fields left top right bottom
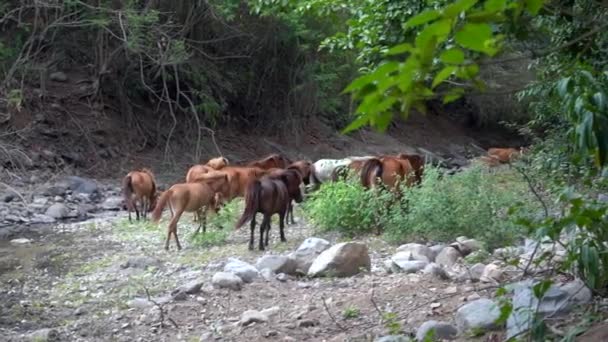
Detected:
left=261, top=306, right=280, bottom=319
left=212, top=272, right=243, bottom=290
left=10, top=238, right=31, bottom=246
left=391, top=259, right=428, bottom=273
left=467, top=293, right=481, bottom=301
left=176, top=279, right=204, bottom=294
left=240, top=309, right=268, bottom=326
left=415, top=320, right=458, bottom=341
left=298, top=319, right=319, bottom=327
left=45, top=203, right=69, bottom=219
left=480, top=264, right=504, bottom=283
left=264, top=330, right=279, bottom=338
left=430, top=302, right=441, bottom=309
left=260, top=268, right=275, bottom=281
left=375, top=336, right=409, bottom=342
left=276, top=273, right=288, bottom=282
left=422, top=263, right=450, bottom=280
left=444, top=286, right=458, bottom=294
left=27, top=328, right=59, bottom=342
left=74, top=307, right=85, bottom=316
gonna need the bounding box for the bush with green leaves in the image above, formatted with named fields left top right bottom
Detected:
left=189, top=199, right=242, bottom=247
left=384, top=165, right=538, bottom=249
left=303, top=179, right=393, bottom=236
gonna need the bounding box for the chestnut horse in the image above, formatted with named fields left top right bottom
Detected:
left=235, top=177, right=290, bottom=251
left=331, top=158, right=370, bottom=182
left=247, top=153, right=292, bottom=170
left=478, top=147, right=526, bottom=168
left=151, top=172, right=230, bottom=251
left=287, top=160, right=313, bottom=186
left=266, top=168, right=304, bottom=224
left=206, top=156, right=229, bottom=170
left=395, top=153, right=425, bottom=185
left=360, top=156, right=416, bottom=191
left=122, top=168, right=157, bottom=222
left=221, top=166, right=267, bottom=200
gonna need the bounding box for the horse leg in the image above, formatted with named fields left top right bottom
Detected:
left=165, top=205, right=183, bottom=251
left=289, top=201, right=295, bottom=224
left=260, top=215, right=270, bottom=251
left=194, top=209, right=203, bottom=235
left=249, top=216, right=256, bottom=251
left=135, top=199, right=141, bottom=221
left=279, top=210, right=287, bottom=243
left=142, top=198, right=148, bottom=221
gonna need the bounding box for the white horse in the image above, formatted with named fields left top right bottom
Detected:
left=310, top=156, right=375, bottom=189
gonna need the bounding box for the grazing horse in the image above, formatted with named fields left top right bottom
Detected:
left=122, top=168, right=157, bottom=222
left=266, top=168, right=304, bottom=224
left=310, top=157, right=374, bottom=188
left=331, top=158, right=371, bottom=182
left=395, top=153, right=425, bottom=185
left=487, top=147, right=525, bottom=163
left=247, top=153, right=292, bottom=170
left=151, top=172, right=229, bottom=251
left=221, top=166, right=267, bottom=200
left=235, top=177, right=290, bottom=251
left=287, top=160, right=313, bottom=186
left=206, top=156, right=229, bottom=170
left=360, top=156, right=416, bottom=191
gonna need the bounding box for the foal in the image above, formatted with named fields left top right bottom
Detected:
left=151, top=172, right=229, bottom=251
left=122, top=168, right=157, bottom=222
left=235, top=177, right=290, bottom=251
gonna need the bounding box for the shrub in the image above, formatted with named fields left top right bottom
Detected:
left=189, top=199, right=241, bottom=247
left=303, top=179, right=393, bottom=236
left=385, top=166, right=538, bottom=250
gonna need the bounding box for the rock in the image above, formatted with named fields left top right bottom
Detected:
left=101, top=196, right=124, bottom=210
left=467, top=293, right=481, bottom=301
left=199, top=331, right=214, bottom=341
left=0, top=193, right=15, bottom=203
left=212, top=272, right=243, bottom=290
left=297, top=319, right=319, bottom=328
left=444, top=286, right=458, bottom=294
left=507, top=279, right=592, bottom=339
left=58, top=176, right=99, bottom=195
left=455, top=299, right=501, bottom=332
left=375, top=336, right=409, bottom=342
left=240, top=309, right=268, bottom=325
left=395, top=243, right=435, bottom=262
left=10, top=238, right=31, bottom=246
left=463, top=263, right=485, bottom=282
left=429, top=244, right=446, bottom=259
left=493, top=246, right=524, bottom=259
left=391, top=258, right=428, bottom=273
left=45, top=203, right=69, bottom=219
left=27, top=328, right=59, bottom=341
left=416, top=320, right=458, bottom=341
left=276, top=273, right=289, bottom=282
left=30, top=214, right=56, bottom=223
left=129, top=298, right=154, bottom=308
left=308, top=242, right=371, bottom=277
left=224, top=258, right=259, bottom=283
left=121, top=256, right=162, bottom=270
left=423, top=263, right=451, bottom=280
left=435, top=247, right=462, bottom=267
left=290, top=237, right=331, bottom=274
left=73, top=307, right=85, bottom=316
left=50, top=71, right=68, bottom=82
left=261, top=306, right=281, bottom=319
left=480, top=264, right=504, bottom=283
left=260, top=268, right=275, bottom=282
left=256, top=255, right=297, bottom=275
left=176, top=278, right=204, bottom=294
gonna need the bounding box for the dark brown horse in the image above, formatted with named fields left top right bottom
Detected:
left=360, top=156, right=416, bottom=191
left=287, top=160, right=313, bottom=186
left=235, top=177, right=290, bottom=251
left=266, top=168, right=304, bottom=224
left=247, top=153, right=292, bottom=170
left=395, top=153, right=425, bottom=185
left=122, top=168, right=157, bottom=222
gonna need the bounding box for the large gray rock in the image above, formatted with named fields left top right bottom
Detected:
left=435, top=247, right=462, bottom=267
left=175, top=278, right=204, bottom=295
left=45, top=203, right=69, bottom=219
left=290, top=237, right=331, bottom=274
left=212, top=272, right=243, bottom=290
left=422, top=263, right=451, bottom=280
left=58, top=176, right=99, bottom=195
left=256, top=255, right=297, bottom=275
left=395, top=243, right=435, bottom=262
left=455, top=299, right=501, bottom=332
left=480, top=264, right=504, bottom=283
left=506, top=279, right=592, bottom=339
left=466, top=263, right=486, bottom=282
left=30, top=213, right=56, bottom=223
left=224, top=258, right=259, bottom=283
left=308, top=242, right=371, bottom=277
left=101, top=196, right=124, bottom=210
left=416, top=320, right=458, bottom=341
left=391, top=257, right=428, bottom=274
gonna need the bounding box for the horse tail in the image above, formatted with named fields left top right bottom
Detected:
left=122, top=175, right=134, bottom=208
left=151, top=189, right=173, bottom=223
left=360, top=158, right=382, bottom=188
left=235, top=180, right=261, bottom=229
left=331, top=165, right=347, bottom=182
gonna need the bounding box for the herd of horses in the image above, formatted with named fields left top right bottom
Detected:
left=121, top=147, right=525, bottom=252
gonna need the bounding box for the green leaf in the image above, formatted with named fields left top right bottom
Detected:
left=404, top=9, right=441, bottom=28
left=386, top=43, right=415, bottom=56
left=416, top=19, right=453, bottom=60
left=440, top=48, right=465, bottom=64
left=443, top=88, right=465, bottom=104
left=525, top=0, right=544, bottom=15
left=484, top=0, right=507, bottom=11
left=455, top=23, right=496, bottom=55
left=442, top=0, right=479, bottom=18
left=532, top=280, right=552, bottom=299
left=556, top=77, right=571, bottom=97
left=432, top=66, right=457, bottom=88
left=343, top=73, right=375, bottom=93
left=342, top=114, right=370, bottom=134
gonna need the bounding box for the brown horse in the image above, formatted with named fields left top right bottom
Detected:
left=185, top=164, right=215, bottom=183
left=221, top=166, right=267, bottom=200
left=331, top=159, right=369, bottom=182
left=266, top=168, right=304, bottom=224
left=487, top=147, right=525, bottom=163
left=247, top=153, right=292, bottom=170
left=287, top=160, right=313, bottom=186
left=360, top=156, right=416, bottom=191
left=395, top=153, right=425, bottom=185
left=122, top=168, right=157, bottom=222
left=235, top=177, right=290, bottom=251
left=206, top=156, right=229, bottom=170
left=151, top=172, right=230, bottom=251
